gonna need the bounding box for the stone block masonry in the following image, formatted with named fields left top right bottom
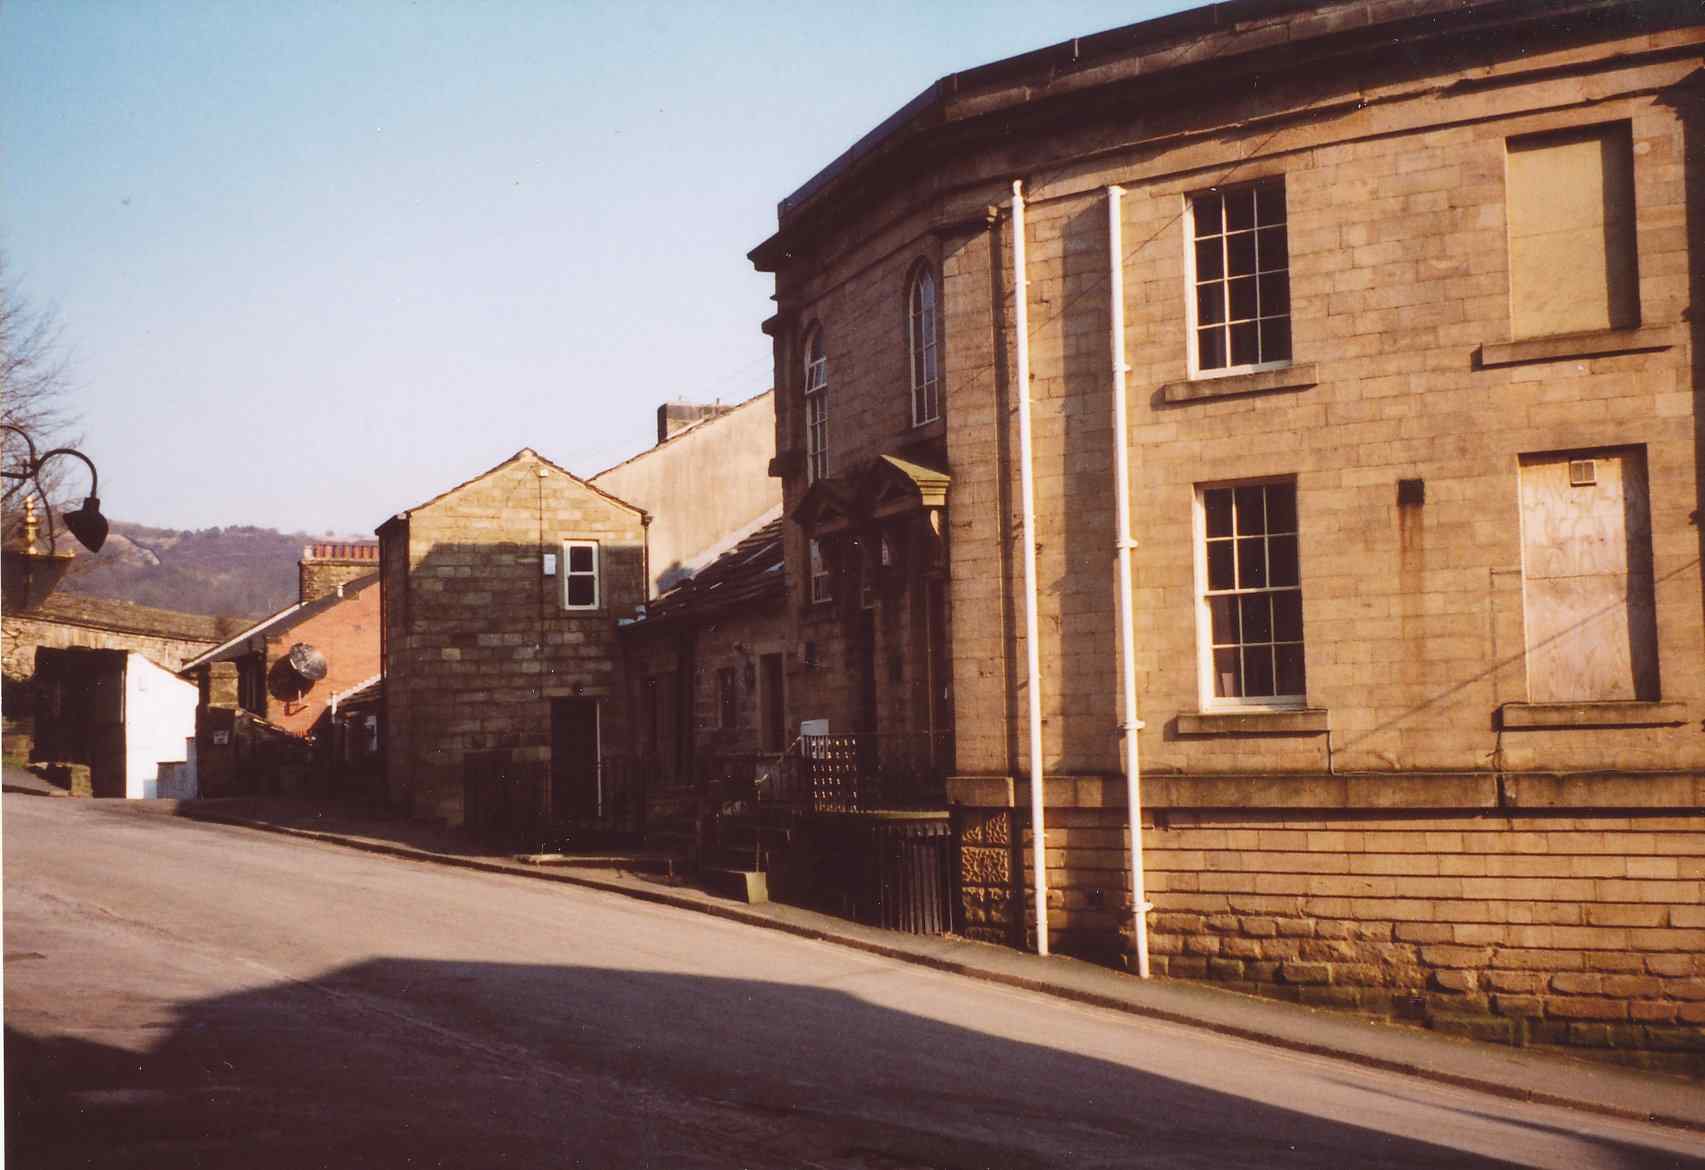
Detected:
left=753, top=0, right=1705, bottom=1064
left=963, top=801, right=1705, bottom=1072
left=1146, top=810, right=1705, bottom=1068
left=381, top=450, right=647, bottom=827
left=929, top=9, right=1705, bottom=1068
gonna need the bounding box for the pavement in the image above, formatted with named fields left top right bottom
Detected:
left=5, top=768, right=1701, bottom=1139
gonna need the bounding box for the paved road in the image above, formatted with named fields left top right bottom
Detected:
left=6, top=794, right=1702, bottom=1169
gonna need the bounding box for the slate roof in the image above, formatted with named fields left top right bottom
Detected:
left=634, top=516, right=785, bottom=627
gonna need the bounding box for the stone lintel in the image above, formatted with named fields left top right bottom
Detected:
left=541, top=686, right=611, bottom=699
left=1176, top=708, right=1330, bottom=735
left=1477, top=324, right=1678, bottom=368
left=1159, top=363, right=1319, bottom=404
left=1499, top=701, right=1690, bottom=729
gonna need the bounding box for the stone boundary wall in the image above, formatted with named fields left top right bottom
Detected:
left=2, top=613, right=220, bottom=682
left=959, top=803, right=1705, bottom=1070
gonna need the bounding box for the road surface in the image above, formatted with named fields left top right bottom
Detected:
left=5, top=792, right=1702, bottom=1168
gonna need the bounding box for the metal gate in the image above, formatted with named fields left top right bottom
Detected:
left=871, top=816, right=953, bottom=934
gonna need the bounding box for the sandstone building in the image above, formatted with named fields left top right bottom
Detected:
left=378, top=394, right=781, bottom=840
left=749, top=0, right=1705, bottom=1062
left=378, top=449, right=649, bottom=834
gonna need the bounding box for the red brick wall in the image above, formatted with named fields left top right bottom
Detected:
left=262, top=578, right=380, bottom=737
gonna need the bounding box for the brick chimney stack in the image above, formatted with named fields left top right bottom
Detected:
left=299, top=543, right=379, bottom=604
left=656, top=401, right=734, bottom=444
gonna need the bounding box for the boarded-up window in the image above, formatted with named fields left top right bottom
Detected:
left=1506, top=123, right=1638, bottom=339
left=1519, top=448, right=1657, bottom=702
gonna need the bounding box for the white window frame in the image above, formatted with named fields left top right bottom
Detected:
left=1191, top=477, right=1306, bottom=711
left=560, top=540, right=600, bottom=611
left=1184, top=177, right=1293, bottom=380
left=803, top=326, right=829, bottom=483
left=908, top=267, right=940, bottom=426
left=808, top=538, right=831, bottom=605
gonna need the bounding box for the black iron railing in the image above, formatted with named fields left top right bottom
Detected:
left=801, top=730, right=952, bottom=811
left=730, top=731, right=953, bottom=812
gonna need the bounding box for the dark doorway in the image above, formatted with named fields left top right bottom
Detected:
left=549, top=698, right=600, bottom=820
left=760, top=653, right=785, bottom=752
left=651, top=670, right=677, bottom=782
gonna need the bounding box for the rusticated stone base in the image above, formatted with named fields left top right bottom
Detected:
left=954, top=797, right=1705, bottom=1071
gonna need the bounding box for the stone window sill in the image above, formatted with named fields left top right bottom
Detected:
left=1159, top=363, right=1318, bottom=404
left=1176, top=707, right=1329, bottom=735
left=1477, top=325, right=1678, bottom=368
left=1499, top=701, right=1690, bottom=730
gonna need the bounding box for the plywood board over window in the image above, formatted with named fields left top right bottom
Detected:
left=1519, top=448, right=1658, bottom=703
left=1506, top=122, right=1639, bottom=340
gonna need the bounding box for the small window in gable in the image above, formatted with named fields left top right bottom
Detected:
left=908, top=267, right=940, bottom=425
left=561, top=540, right=600, bottom=610
left=1506, top=122, right=1638, bottom=339
left=803, top=326, right=829, bottom=483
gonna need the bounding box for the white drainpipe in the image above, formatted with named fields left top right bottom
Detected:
left=1107, top=185, right=1152, bottom=978
left=1011, top=179, right=1050, bottom=957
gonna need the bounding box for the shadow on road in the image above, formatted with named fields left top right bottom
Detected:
left=8, top=958, right=1692, bottom=1169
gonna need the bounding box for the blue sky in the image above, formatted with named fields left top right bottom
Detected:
left=4, top=1, right=1183, bottom=534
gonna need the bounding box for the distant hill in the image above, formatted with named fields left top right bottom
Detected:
left=58, top=522, right=368, bottom=619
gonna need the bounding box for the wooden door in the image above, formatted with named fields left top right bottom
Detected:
left=550, top=699, right=601, bottom=820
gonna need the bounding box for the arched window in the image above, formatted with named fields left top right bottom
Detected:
left=803, top=325, right=829, bottom=482
left=908, top=268, right=940, bottom=425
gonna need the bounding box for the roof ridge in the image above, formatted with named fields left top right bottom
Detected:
left=382, top=447, right=649, bottom=527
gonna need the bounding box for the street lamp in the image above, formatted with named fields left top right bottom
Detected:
left=1, top=424, right=107, bottom=553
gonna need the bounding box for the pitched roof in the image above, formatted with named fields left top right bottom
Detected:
left=330, top=673, right=383, bottom=712
left=632, top=515, right=785, bottom=627
left=19, top=593, right=247, bottom=644
left=179, top=572, right=379, bottom=673
left=380, top=447, right=648, bottom=529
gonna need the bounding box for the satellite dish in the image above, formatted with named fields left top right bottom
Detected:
left=287, top=643, right=328, bottom=682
